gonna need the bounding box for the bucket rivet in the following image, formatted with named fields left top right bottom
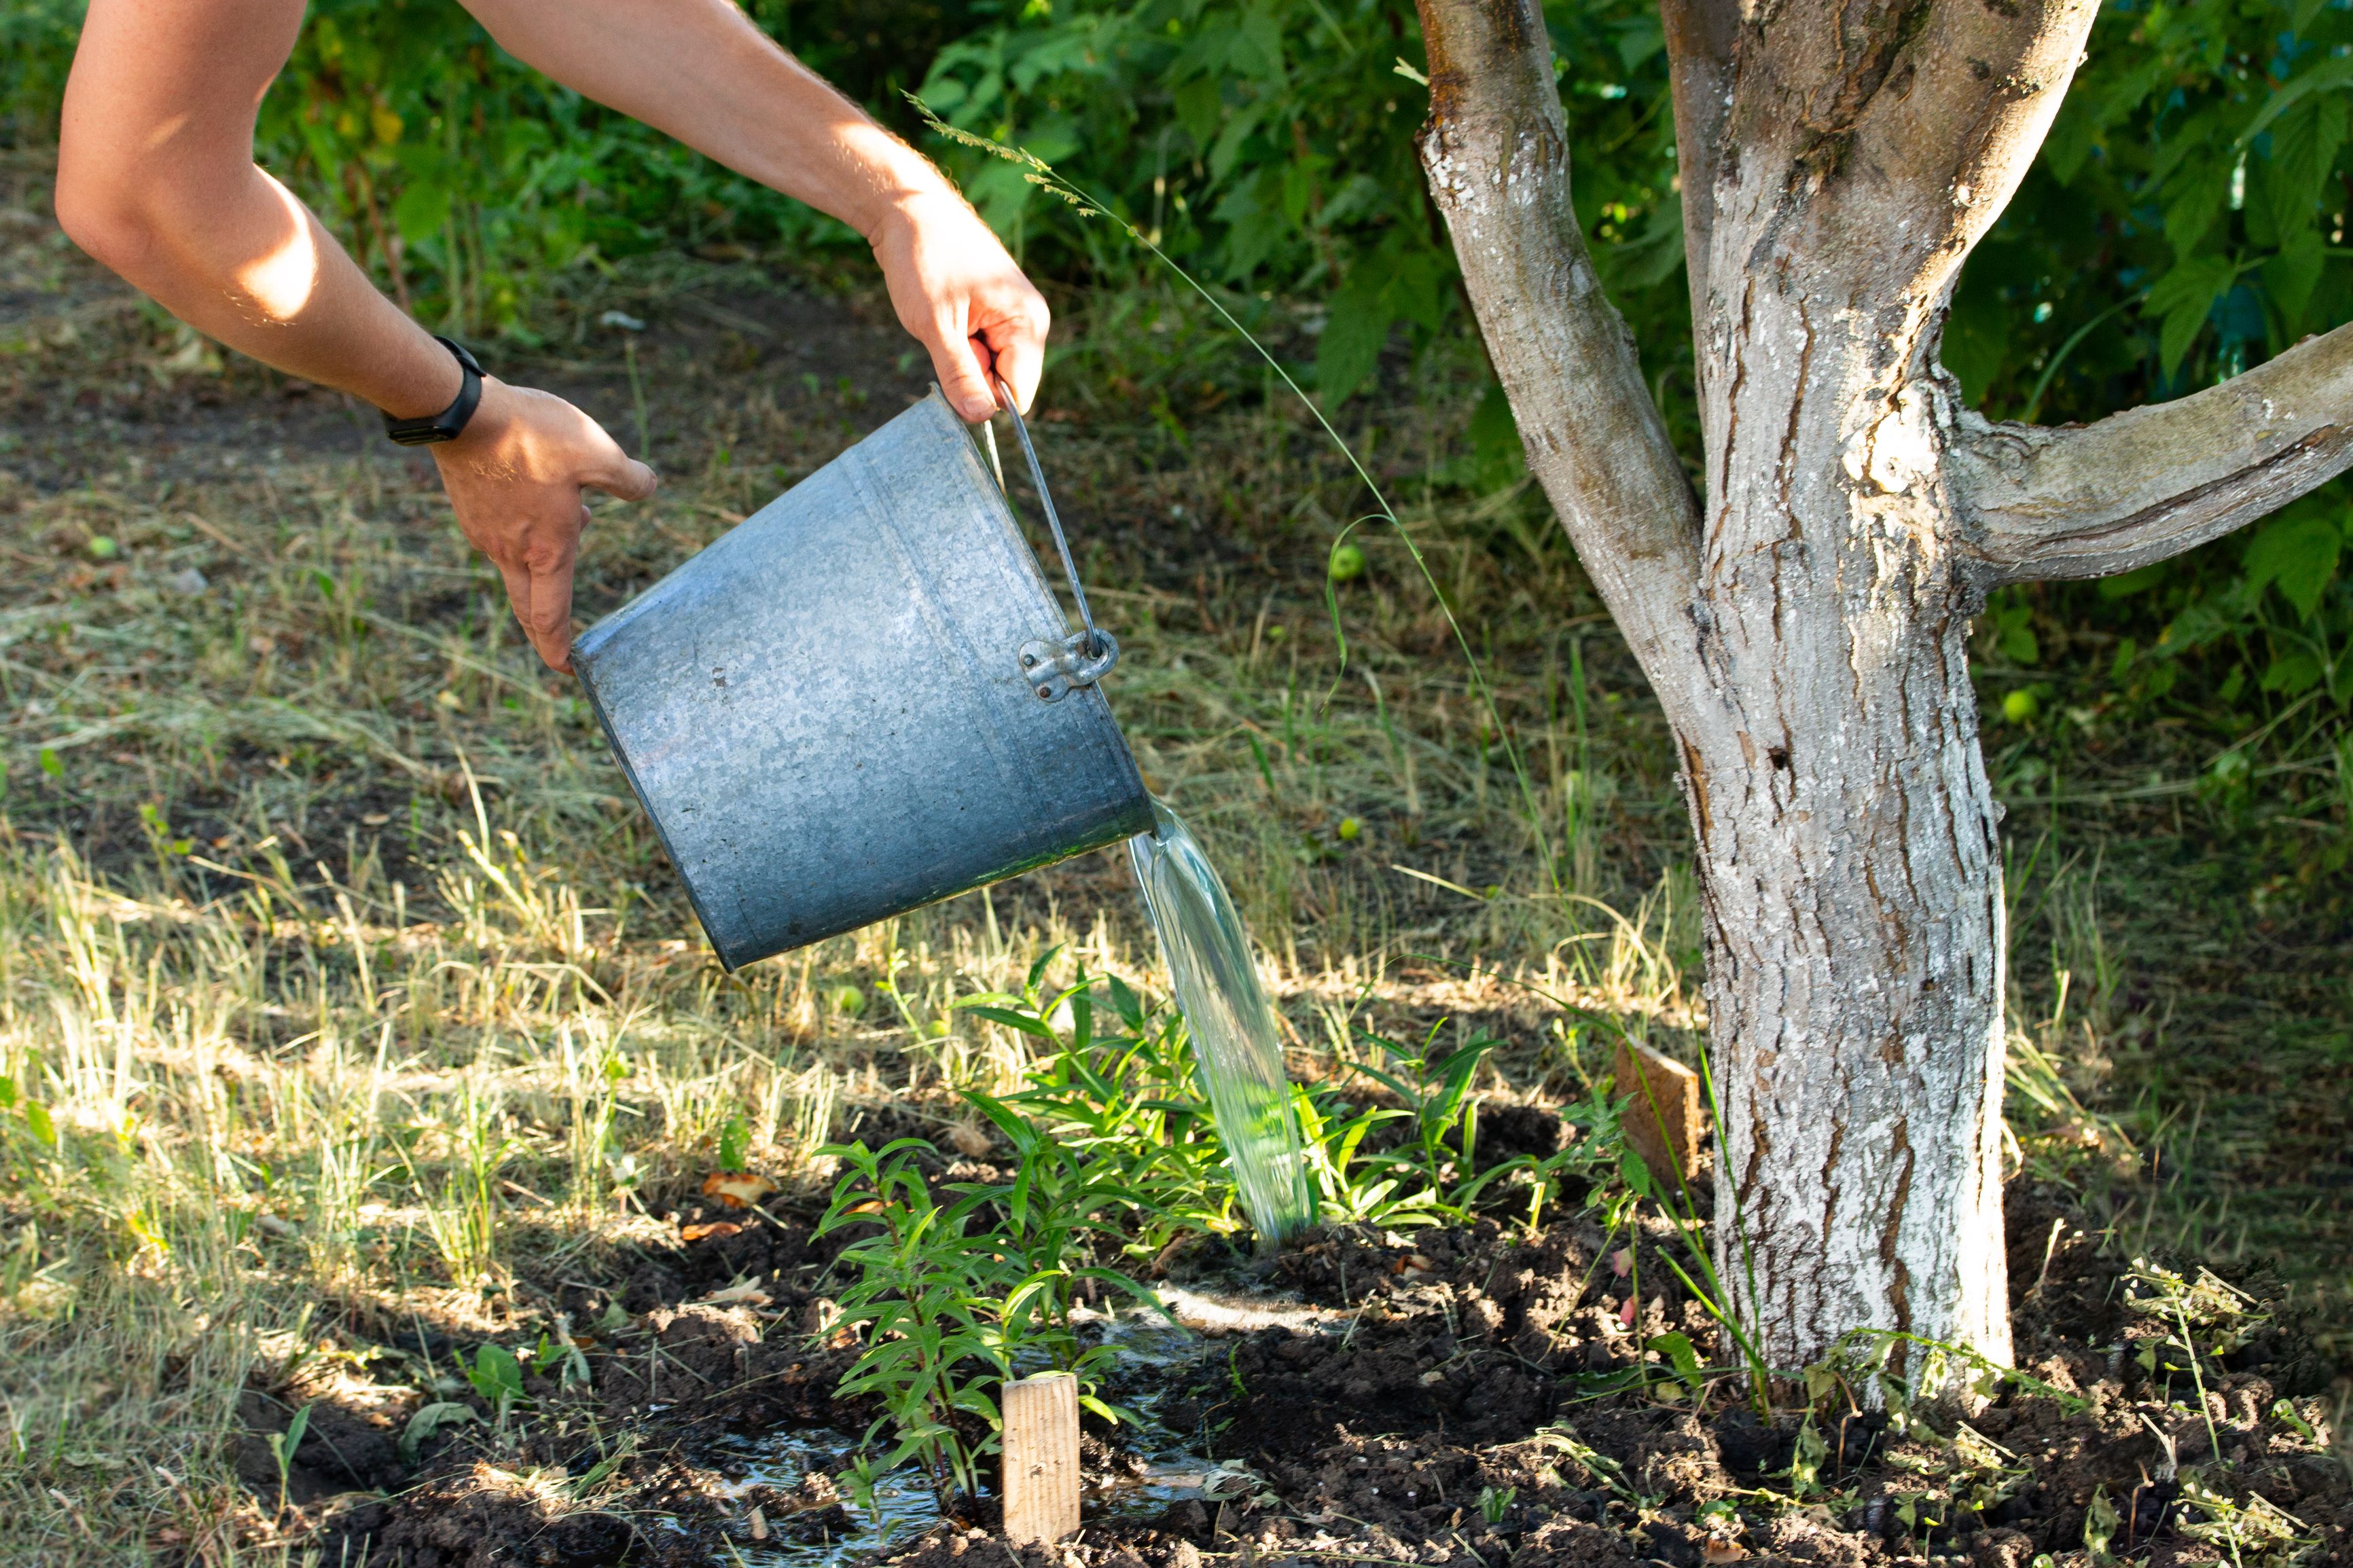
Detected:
left=1036, top=685, right=1052, bottom=699
left=1022, top=653, right=1037, bottom=668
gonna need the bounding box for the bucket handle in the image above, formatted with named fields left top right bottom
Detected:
left=990, top=374, right=1106, bottom=664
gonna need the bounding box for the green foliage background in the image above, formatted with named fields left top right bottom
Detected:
left=2, top=0, right=2348, bottom=847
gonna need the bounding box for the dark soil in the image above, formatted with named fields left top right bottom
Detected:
left=285, top=1179, right=2350, bottom=1568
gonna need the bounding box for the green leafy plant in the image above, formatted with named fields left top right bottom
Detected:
left=265, top=1403, right=312, bottom=1516
left=397, top=1401, right=478, bottom=1466
left=1346, top=1025, right=1540, bottom=1219
left=963, top=958, right=1241, bottom=1249
left=954, top=1088, right=1170, bottom=1415
left=1291, top=1080, right=1434, bottom=1230
left=464, top=1342, right=528, bottom=1425
left=836, top=1452, right=888, bottom=1546
left=715, top=1112, right=751, bottom=1173
left=817, top=1137, right=1006, bottom=1506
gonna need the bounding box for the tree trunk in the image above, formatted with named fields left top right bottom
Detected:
left=1683, top=308, right=2011, bottom=1373
left=1411, top=0, right=2353, bottom=1376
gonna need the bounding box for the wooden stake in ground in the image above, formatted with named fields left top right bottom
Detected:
left=1001, top=1371, right=1081, bottom=1547
left=1615, top=1040, right=1702, bottom=1186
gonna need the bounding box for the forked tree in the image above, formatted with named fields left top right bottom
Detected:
left=1410, top=0, right=2353, bottom=1372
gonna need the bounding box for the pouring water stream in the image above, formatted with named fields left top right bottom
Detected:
left=1124, top=799, right=1315, bottom=1244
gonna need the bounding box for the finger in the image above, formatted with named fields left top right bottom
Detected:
left=515, top=515, right=584, bottom=672
left=986, top=326, right=1043, bottom=417
left=982, top=288, right=1049, bottom=414
left=487, top=554, right=564, bottom=672
left=928, top=310, right=999, bottom=423
left=588, top=452, right=660, bottom=503
left=564, top=412, right=660, bottom=501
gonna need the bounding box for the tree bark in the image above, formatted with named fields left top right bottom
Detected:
left=1412, top=0, right=2350, bottom=1378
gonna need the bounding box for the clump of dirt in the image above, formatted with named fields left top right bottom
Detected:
left=292, top=1182, right=2348, bottom=1568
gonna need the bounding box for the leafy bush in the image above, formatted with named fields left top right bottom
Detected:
left=958, top=960, right=1244, bottom=1249
left=914, top=0, right=1686, bottom=409
left=1956, top=0, right=2353, bottom=821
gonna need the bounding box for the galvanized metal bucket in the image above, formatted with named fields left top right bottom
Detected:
left=572, top=386, right=1151, bottom=970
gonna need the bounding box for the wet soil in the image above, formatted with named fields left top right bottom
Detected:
left=278, top=1177, right=2350, bottom=1568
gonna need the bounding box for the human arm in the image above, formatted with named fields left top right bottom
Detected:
left=453, top=0, right=1047, bottom=419
left=54, top=0, right=658, bottom=672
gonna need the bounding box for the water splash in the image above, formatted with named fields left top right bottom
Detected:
left=1127, top=799, right=1314, bottom=1243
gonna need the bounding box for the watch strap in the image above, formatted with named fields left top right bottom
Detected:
left=382, top=337, right=484, bottom=446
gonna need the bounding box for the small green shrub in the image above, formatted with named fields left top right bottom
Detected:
left=816, top=1137, right=1005, bottom=1505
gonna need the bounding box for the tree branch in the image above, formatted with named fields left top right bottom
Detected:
left=1656, top=0, right=1739, bottom=310
left=1953, top=323, right=2353, bottom=585
left=1414, top=0, right=1702, bottom=679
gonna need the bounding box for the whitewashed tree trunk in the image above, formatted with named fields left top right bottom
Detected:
left=1411, top=0, right=2353, bottom=1373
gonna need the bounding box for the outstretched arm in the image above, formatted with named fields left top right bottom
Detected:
left=56, top=0, right=658, bottom=672
left=458, top=0, right=1047, bottom=419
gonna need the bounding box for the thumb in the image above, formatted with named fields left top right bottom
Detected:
left=930, top=313, right=998, bottom=423
left=590, top=453, right=660, bottom=503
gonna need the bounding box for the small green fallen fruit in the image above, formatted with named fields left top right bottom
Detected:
left=828, top=983, right=867, bottom=1017
left=1336, top=816, right=1361, bottom=841
left=1327, top=543, right=1366, bottom=583
left=2002, top=689, right=2038, bottom=725
left=86, top=536, right=120, bottom=561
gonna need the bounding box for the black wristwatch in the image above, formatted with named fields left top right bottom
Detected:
left=382, top=336, right=485, bottom=445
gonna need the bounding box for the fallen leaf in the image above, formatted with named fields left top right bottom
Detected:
left=702, top=1171, right=776, bottom=1209
left=1610, top=1248, right=1633, bottom=1277
left=681, top=1221, right=743, bottom=1242
left=748, top=1505, right=769, bottom=1542
left=1618, top=1294, right=1639, bottom=1328
left=1702, top=1542, right=1747, bottom=1563
left=691, top=1278, right=772, bottom=1308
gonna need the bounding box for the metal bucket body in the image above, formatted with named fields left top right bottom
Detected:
left=573, top=390, right=1151, bottom=969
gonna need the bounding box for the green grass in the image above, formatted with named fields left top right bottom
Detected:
left=0, top=145, right=2346, bottom=1563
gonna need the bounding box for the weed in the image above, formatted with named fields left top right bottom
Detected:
left=465, top=1343, right=529, bottom=1426
left=1344, top=1025, right=1503, bottom=1218
left=264, top=1403, right=311, bottom=1518
left=1293, top=1081, right=1435, bottom=1230
left=837, top=1452, right=889, bottom=1546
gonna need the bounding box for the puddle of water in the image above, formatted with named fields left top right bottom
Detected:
left=1128, top=799, right=1314, bottom=1244
left=713, top=1430, right=939, bottom=1568
left=711, top=1307, right=1235, bottom=1567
